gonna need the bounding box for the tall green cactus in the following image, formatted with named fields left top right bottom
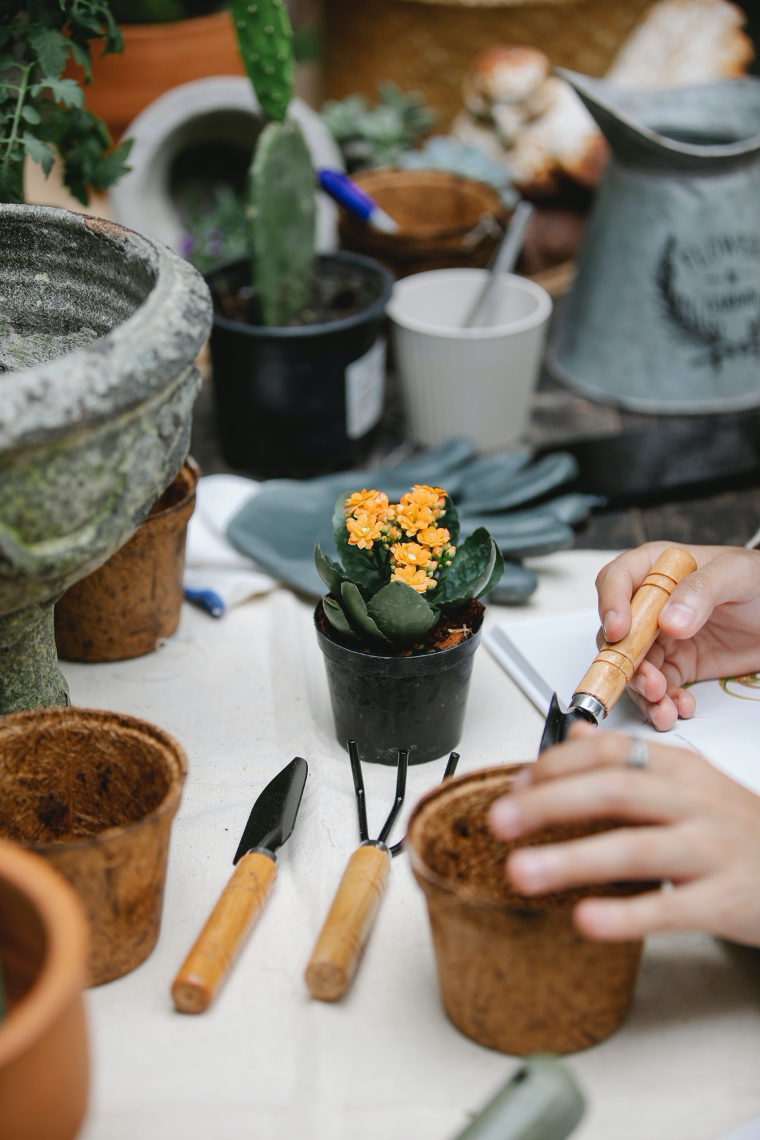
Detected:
left=231, top=0, right=295, bottom=122
left=231, top=0, right=316, bottom=326
left=249, top=119, right=316, bottom=326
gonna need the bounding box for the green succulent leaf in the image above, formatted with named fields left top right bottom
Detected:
left=366, top=581, right=436, bottom=645
left=322, top=596, right=361, bottom=645
left=434, top=527, right=501, bottom=609
left=440, top=493, right=460, bottom=548
left=314, top=542, right=345, bottom=596
left=341, top=582, right=391, bottom=645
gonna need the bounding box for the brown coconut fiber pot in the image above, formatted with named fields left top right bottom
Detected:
left=55, top=457, right=199, bottom=662
left=0, top=707, right=187, bottom=986
left=338, top=169, right=507, bottom=279
left=407, top=766, right=645, bottom=1055
left=0, top=837, right=89, bottom=1140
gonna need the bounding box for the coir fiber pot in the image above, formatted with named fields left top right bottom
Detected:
left=0, top=707, right=187, bottom=987
left=0, top=838, right=89, bottom=1140
left=207, top=252, right=394, bottom=478
left=55, top=458, right=199, bottom=662
left=315, top=600, right=484, bottom=765
left=407, top=766, right=644, bottom=1054
left=338, top=169, right=507, bottom=279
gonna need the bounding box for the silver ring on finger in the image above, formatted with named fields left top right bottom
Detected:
left=626, top=737, right=650, bottom=770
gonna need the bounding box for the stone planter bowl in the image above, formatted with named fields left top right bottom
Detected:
left=0, top=837, right=89, bottom=1140
left=0, top=204, right=211, bottom=714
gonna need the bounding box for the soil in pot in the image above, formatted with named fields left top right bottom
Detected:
left=0, top=838, right=89, bottom=1140
left=207, top=252, right=394, bottom=478
left=315, top=599, right=484, bottom=765
left=408, top=766, right=645, bottom=1055
left=54, top=458, right=198, bottom=663
left=0, top=707, right=187, bottom=986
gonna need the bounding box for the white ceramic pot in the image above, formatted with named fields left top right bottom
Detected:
left=388, top=269, right=552, bottom=449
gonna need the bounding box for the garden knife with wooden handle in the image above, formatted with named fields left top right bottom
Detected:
left=539, top=546, right=698, bottom=752
left=172, top=756, right=308, bottom=1014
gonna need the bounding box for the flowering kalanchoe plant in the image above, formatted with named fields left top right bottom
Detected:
left=315, top=484, right=504, bottom=649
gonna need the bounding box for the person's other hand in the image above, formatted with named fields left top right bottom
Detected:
left=596, top=542, right=760, bottom=730
left=489, top=723, right=760, bottom=946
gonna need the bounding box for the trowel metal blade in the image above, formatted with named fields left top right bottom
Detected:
left=233, top=756, right=308, bottom=863
left=538, top=692, right=593, bottom=754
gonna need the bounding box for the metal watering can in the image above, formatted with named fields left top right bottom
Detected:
left=549, top=70, right=760, bottom=413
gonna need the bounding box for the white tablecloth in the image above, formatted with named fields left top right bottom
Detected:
left=65, top=551, right=760, bottom=1140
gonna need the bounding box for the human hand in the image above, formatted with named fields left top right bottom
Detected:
left=596, top=541, right=760, bottom=730
left=488, top=723, right=760, bottom=946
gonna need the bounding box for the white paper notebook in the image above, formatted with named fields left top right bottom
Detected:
left=485, top=609, right=760, bottom=795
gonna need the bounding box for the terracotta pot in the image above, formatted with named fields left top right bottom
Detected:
left=407, top=766, right=644, bottom=1055
left=0, top=837, right=89, bottom=1140
left=0, top=707, right=187, bottom=987
left=63, top=11, right=245, bottom=140
left=338, top=169, right=507, bottom=279
left=55, top=458, right=198, bottom=663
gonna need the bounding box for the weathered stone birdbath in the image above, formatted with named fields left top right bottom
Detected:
left=0, top=204, right=211, bottom=714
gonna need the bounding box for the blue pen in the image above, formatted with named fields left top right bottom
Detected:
left=317, top=169, right=399, bottom=234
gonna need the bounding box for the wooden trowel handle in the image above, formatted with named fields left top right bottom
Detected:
left=172, top=850, right=277, bottom=1014
left=574, top=546, right=697, bottom=715
left=305, top=842, right=391, bottom=1002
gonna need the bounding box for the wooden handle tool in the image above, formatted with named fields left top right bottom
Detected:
left=172, top=850, right=277, bottom=1013
left=305, top=841, right=391, bottom=1002
left=573, top=546, right=697, bottom=715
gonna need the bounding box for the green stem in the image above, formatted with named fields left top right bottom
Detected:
left=3, top=63, right=32, bottom=166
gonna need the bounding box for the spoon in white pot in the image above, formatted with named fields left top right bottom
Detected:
left=463, top=199, right=535, bottom=329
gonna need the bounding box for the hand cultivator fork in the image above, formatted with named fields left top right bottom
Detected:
left=305, top=740, right=459, bottom=1001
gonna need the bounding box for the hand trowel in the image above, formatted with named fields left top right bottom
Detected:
left=172, top=756, right=308, bottom=1013
left=539, top=546, right=697, bottom=752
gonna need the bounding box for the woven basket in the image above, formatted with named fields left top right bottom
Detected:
left=324, top=0, right=652, bottom=127
left=0, top=707, right=187, bottom=986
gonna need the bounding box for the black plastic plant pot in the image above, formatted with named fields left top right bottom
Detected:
left=315, top=605, right=484, bottom=765
left=207, top=252, right=394, bottom=479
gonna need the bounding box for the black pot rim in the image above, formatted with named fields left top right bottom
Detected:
left=208, top=250, right=395, bottom=339
left=313, top=601, right=484, bottom=667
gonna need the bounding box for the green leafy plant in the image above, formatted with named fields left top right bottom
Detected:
left=0, top=0, right=132, bottom=205
left=321, top=83, right=434, bottom=172
left=315, top=484, right=503, bottom=650
left=230, top=0, right=315, bottom=327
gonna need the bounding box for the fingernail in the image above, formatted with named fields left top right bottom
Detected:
left=489, top=798, right=522, bottom=838
left=661, top=601, right=696, bottom=630
left=634, top=675, right=648, bottom=697
left=510, top=849, right=552, bottom=891
left=602, top=611, right=617, bottom=639
left=511, top=768, right=533, bottom=791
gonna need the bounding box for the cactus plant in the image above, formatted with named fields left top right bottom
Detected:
left=315, top=485, right=504, bottom=650
left=231, top=0, right=316, bottom=326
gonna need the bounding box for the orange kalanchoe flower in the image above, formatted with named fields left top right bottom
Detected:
left=395, top=503, right=436, bottom=537
left=346, top=512, right=384, bottom=549
left=391, top=565, right=437, bottom=593
left=417, top=526, right=450, bottom=551
left=344, top=489, right=389, bottom=519
left=390, top=542, right=435, bottom=570
left=407, top=484, right=445, bottom=510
